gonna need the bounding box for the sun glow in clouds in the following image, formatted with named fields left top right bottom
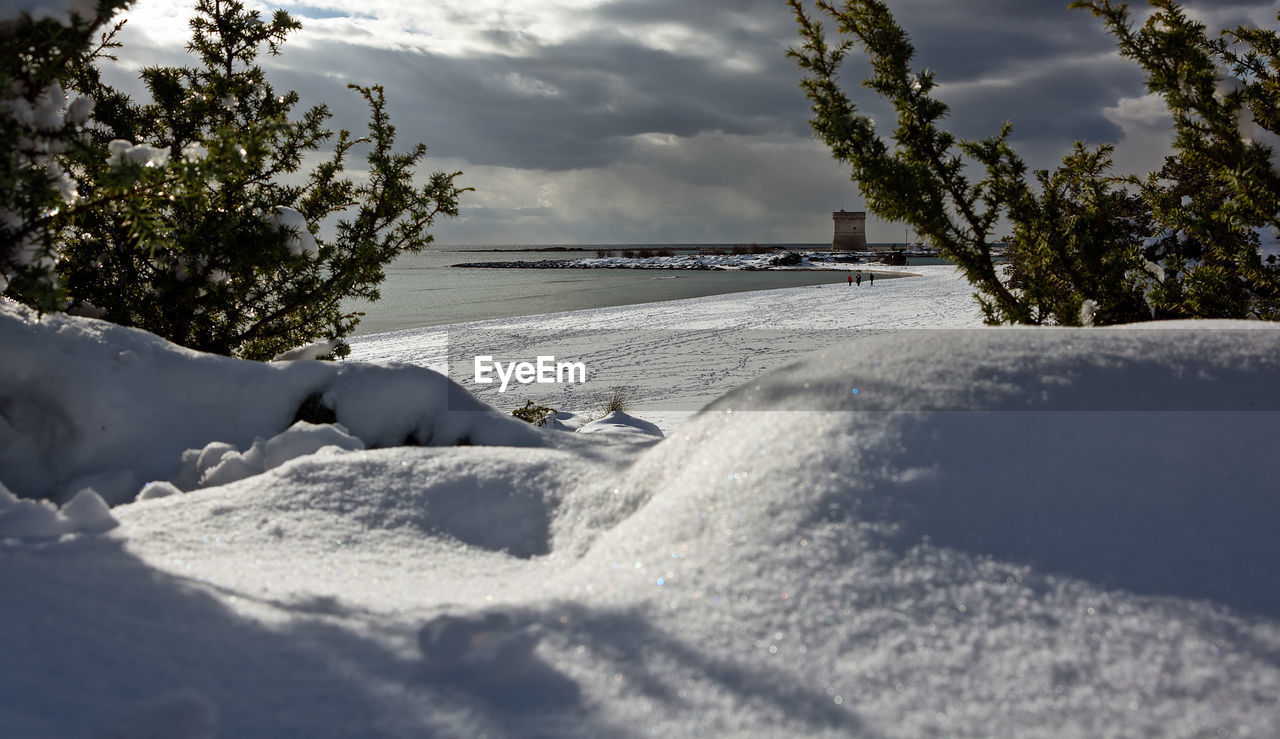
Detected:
left=268, top=0, right=604, bottom=55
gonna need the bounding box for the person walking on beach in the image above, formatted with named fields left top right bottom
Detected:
left=855, top=271, right=862, bottom=286
left=847, top=273, right=853, bottom=287
left=869, top=272, right=874, bottom=286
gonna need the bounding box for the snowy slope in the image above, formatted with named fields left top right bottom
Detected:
left=350, top=265, right=977, bottom=365
left=0, top=300, right=540, bottom=506
left=567, top=324, right=1280, bottom=735
left=3, top=276, right=1280, bottom=737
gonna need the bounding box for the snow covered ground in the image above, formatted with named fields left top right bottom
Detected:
left=349, top=264, right=978, bottom=432
left=4, top=266, right=1280, bottom=738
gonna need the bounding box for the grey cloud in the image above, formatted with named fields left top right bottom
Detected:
left=466, top=205, right=556, bottom=223
left=597, top=0, right=799, bottom=39
left=477, top=28, right=541, bottom=52
left=272, top=31, right=810, bottom=171
left=943, top=55, right=1147, bottom=145
left=121, top=0, right=1240, bottom=174
left=442, top=132, right=870, bottom=245
left=277, top=4, right=357, bottom=21
left=99, top=0, right=1279, bottom=244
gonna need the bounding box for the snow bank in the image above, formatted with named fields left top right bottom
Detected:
left=0, top=300, right=541, bottom=507
left=4, top=279, right=1280, bottom=736
left=576, top=410, right=664, bottom=437
left=172, top=420, right=366, bottom=490
left=0, top=480, right=116, bottom=538
left=563, top=323, right=1280, bottom=735
left=271, top=338, right=346, bottom=361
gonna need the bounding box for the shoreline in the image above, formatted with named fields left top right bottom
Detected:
left=349, top=259, right=916, bottom=336
left=449, top=250, right=925, bottom=272
left=348, top=265, right=973, bottom=348
left=450, top=259, right=914, bottom=274
left=352, top=264, right=960, bottom=344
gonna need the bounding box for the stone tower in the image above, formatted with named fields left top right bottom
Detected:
left=832, top=210, right=867, bottom=250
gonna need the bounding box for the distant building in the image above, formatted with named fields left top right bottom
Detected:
left=832, top=210, right=867, bottom=250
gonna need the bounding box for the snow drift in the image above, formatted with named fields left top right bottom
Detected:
left=0, top=299, right=540, bottom=508
left=2, top=297, right=1279, bottom=737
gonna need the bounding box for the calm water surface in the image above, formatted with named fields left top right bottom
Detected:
left=346, top=244, right=932, bottom=335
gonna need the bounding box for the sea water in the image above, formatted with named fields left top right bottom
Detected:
left=345, top=244, right=933, bottom=335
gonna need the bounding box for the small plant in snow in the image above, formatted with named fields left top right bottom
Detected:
left=512, top=400, right=556, bottom=427
left=601, top=387, right=630, bottom=414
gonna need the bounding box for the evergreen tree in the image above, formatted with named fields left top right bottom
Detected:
left=4, top=0, right=467, bottom=359
left=0, top=1, right=133, bottom=311
left=1076, top=0, right=1280, bottom=319
left=789, top=0, right=1280, bottom=324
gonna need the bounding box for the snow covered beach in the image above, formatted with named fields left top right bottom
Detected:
left=349, top=264, right=973, bottom=432
left=448, top=250, right=910, bottom=271
left=345, top=247, right=902, bottom=335
left=4, top=265, right=1280, bottom=737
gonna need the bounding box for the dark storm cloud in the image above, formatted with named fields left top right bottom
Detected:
left=117, top=0, right=1280, bottom=175
left=890, top=0, right=1276, bottom=148
left=267, top=3, right=1096, bottom=172
left=107, top=0, right=1280, bottom=243
left=942, top=53, right=1147, bottom=145
left=274, top=29, right=810, bottom=171
left=310, top=0, right=1277, bottom=173
left=899, top=5, right=1116, bottom=81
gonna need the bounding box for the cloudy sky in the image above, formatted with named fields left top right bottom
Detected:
left=108, top=0, right=1279, bottom=245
